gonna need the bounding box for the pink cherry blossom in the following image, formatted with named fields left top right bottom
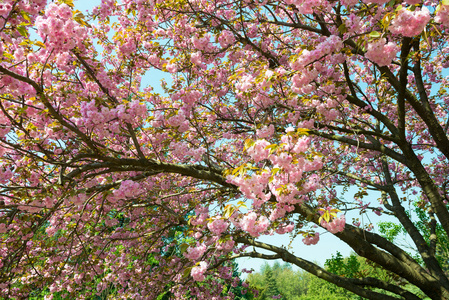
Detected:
left=246, top=139, right=271, bottom=162
left=321, top=215, right=346, bottom=234
left=207, top=218, right=229, bottom=236
left=365, top=38, right=399, bottom=67
left=302, top=233, right=320, bottom=245
left=185, top=243, right=207, bottom=261
left=191, top=261, right=208, bottom=281
left=389, top=7, right=430, bottom=37
left=436, top=5, right=449, bottom=28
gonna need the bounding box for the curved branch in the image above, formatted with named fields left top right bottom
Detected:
left=234, top=237, right=419, bottom=300
left=290, top=201, right=444, bottom=299
left=381, top=156, right=449, bottom=291
left=63, top=158, right=233, bottom=188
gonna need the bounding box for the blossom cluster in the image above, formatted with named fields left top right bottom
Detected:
left=256, top=124, right=275, bottom=139
left=275, top=222, right=295, bottom=234
left=0, top=0, right=46, bottom=21
left=35, top=3, right=88, bottom=51
left=110, top=180, right=142, bottom=203
left=365, top=38, right=399, bottom=67
left=0, top=2, right=12, bottom=17
left=191, top=34, right=212, bottom=51
left=228, top=131, right=323, bottom=225
left=235, top=74, right=255, bottom=93
left=215, top=239, right=235, bottom=251
left=184, top=243, right=207, bottom=261
left=0, top=223, right=8, bottom=234
left=207, top=218, right=229, bottom=236
left=436, top=5, right=449, bottom=28
left=191, top=261, right=208, bottom=281
left=363, top=0, right=389, bottom=4
left=344, top=13, right=363, bottom=33
left=217, top=30, right=236, bottom=47
left=389, top=7, right=430, bottom=37
left=190, top=206, right=209, bottom=226
left=0, top=168, right=13, bottom=184
left=302, top=233, right=320, bottom=245
left=170, top=141, right=206, bottom=162
left=227, top=171, right=272, bottom=209
left=75, top=99, right=147, bottom=133
left=284, top=0, right=330, bottom=14
left=291, top=35, right=343, bottom=71
left=320, top=215, right=346, bottom=234
left=246, top=139, right=270, bottom=162
left=238, top=212, right=270, bottom=237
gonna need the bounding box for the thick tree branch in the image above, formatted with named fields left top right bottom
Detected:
left=234, top=237, right=418, bottom=300
left=63, top=158, right=233, bottom=188
left=381, top=157, right=449, bottom=291
left=397, top=37, right=412, bottom=140
left=289, top=201, right=444, bottom=299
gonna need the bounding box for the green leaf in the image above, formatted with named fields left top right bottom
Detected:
left=323, top=211, right=330, bottom=223
left=369, top=31, right=381, bottom=38
left=61, top=0, right=75, bottom=8
left=237, top=200, right=247, bottom=208
left=34, top=41, right=46, bottom=48
left=296, top=128, right=310, bottom=135
left=422, top=28, right=430, bottom=47
left=16, top=26, right=28, bottom=37
left=179, top=243, right=189, bottom=254
left=223, top=204, right=236, bottom=218
left=338, top=23, right=347, bottom=34
left=20, top=11, right=31, bottom=22
left=265, top=144, right=278, bottom=154
left=243, top=138, right=254, bottom=150
left=19, top=40, right=31, bottom=46
left=183, top=267, right=192, bottom=278
left=231, top=164, right=244, bottom=175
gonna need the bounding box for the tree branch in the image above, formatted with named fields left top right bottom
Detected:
left=234, top=237, right=417, bottom=300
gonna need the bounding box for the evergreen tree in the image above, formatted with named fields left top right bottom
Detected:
left=264, top=267, right=283, bottom=300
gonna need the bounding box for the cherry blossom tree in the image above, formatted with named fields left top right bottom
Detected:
left=1, top=0, right=449, bottom=299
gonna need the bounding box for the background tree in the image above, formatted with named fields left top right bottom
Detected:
left=264, top=266, right=282, bottom=300
left=246, top=261, right=356, bottom=300
left=1, top=0, right=449, bottom=299
left=247, top=256, right=431, bottom=300
left=247, top=262, right=305, bottom=300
